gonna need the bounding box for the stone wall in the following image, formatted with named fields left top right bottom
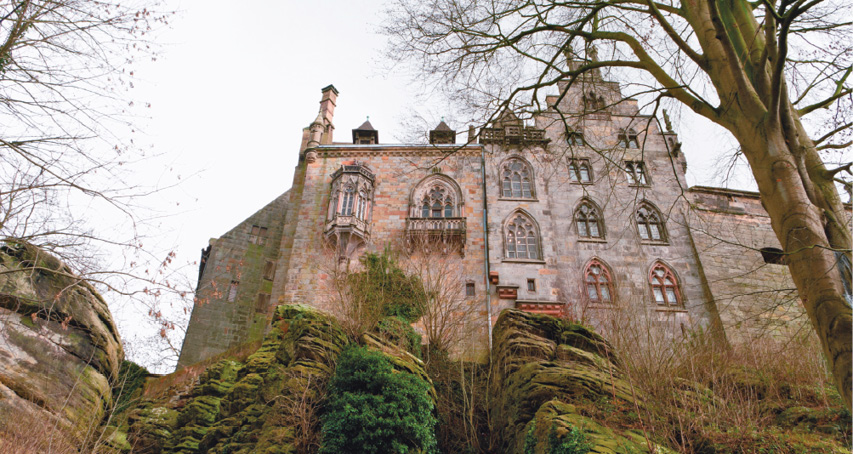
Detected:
left=178, top=191, right=290, bottom=367
left=686, top=186, right=806, bottom=340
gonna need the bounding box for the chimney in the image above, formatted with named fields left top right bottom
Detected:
left=319, top=85, right=339, bottom=144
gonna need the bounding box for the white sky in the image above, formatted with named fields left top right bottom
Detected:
left=118, top=0, right=749, bottom=369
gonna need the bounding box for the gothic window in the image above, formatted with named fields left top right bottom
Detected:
left=568, top=159, right=592, bottom=184
left=618, top=129, right=640, bottom=148
left=418, top=184, right=457, bottom=218
left=585, top=260, right=613, bottom=303
left=625, top=161, right=649, bottom=185
left=341, top=186, right=355, bottom=216
left=650, top=263, right=681, bottom=306
left=356, top=189, right=368, bottom=220
left=567, top=130, right=585, bottom=146
left=575, top=201, right=604, bottom=239
left=636, top=203, right=667, bottom=242
left=501, top=158, right=535, bottom=199
left=505, top=213, right=541, bottom=260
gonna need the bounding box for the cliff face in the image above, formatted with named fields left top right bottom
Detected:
left=125, top=304, right=434, bottom=454
left=0, top=241, right=124, bottom=451
left=489, top=309, right=667, bottom=453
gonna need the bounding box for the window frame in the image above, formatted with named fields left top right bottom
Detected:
left=504, top=212, right=543, bottom=262
left=625, top=161, right=650, bottom=186
left=500, top=157, right=537, bottom=200
left=574, top=200, right=605, bottom=240
left=584, top=260, right=614, bottom=304
left=568, top=158, right=593, bottom=184
left=649, top=263, right=682, bottom=307
left=465, top=282, right=476, bottom=297
left=636, top=203, right=668, bottom=244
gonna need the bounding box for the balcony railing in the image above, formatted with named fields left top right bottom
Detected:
left=479, top=127, right=549, bottom=145
left=406, top=217, right=466, bottom=234
left=405, top=217, right=467, bottom=253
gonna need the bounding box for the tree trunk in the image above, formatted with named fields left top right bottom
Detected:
left=734, top=121, right=852, bottom=408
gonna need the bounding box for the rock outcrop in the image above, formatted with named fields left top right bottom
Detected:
left=126, top=304, right=433, bottom=453
left=489, top=309, right=668, bottom=454
left=0, top=241, right=124, bottom=451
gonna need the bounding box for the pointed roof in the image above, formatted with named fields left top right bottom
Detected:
left=434, top=120, right=453, bottom=131
left=355, top=119, right=375, bottom=131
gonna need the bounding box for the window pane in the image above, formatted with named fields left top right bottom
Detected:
left=528, top=236, right=538, bottom=259
left=578, top=220, right=587, bottom=237
left=502, top=179, right=512, bottom=196
left=590, top=222, right=600, bottom=238
left=588, top=284, right=598, bottom=300
left=422, top=204, right=429, bottom=218
left=666, top=288, right=678, bottom=305
left=522, top=180, right=532, bottom=198
left=601, top=285, right=610, bottom=302
left=650, top=224, right=660, bottom=240
left=653, top=287, right=665, bottom=303
left=445, top=204, right=453, bottom=218
left=569, top=164, right=578, bottom=181
left=517, top=236, right=528, bottom=259
left=638, top=224, right=649, bottom=239
left=580, top=166, right=590, bottom=182
left=512, top=176, right=521, bottom=197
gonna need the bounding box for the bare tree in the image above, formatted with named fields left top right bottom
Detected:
left=0, top=1, right=191, bottom=370
left=400, top=237, right=479, bottom=356
left=384, top=0, right=853, bottom=407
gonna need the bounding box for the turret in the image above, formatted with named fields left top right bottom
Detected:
left=352, top=118, right=379, bottom=144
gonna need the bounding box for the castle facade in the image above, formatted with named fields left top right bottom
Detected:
left=177, top=73, right=805, bottom=367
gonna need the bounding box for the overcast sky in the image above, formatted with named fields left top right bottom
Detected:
left=119, top=0, right=749, bottom=369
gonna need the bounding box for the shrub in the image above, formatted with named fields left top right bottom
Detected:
left=319, top=346, right=438, bottom=454
left=377, top=316, right=423, bottom=357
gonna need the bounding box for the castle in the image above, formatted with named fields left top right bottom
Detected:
left=177, top=71, right=805, bottom=367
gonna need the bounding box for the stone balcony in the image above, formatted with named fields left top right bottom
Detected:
left=324, top=215, right=371, bottom=255
left=479, top=126, right=549, bottom=146
left=405, top=217, right=466, bottom=254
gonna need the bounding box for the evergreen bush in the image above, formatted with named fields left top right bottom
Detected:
left=319, top=345, right=438, bottom=454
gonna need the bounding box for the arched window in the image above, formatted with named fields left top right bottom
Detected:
left=505, top=213, right=540, bottom=260
left=341, top=186, right=355, bottom=216
left=650, top=263, right=681, bottom=306
left=501, top=158, right=535, bottom=198
left=410, top=175, right=463, bottom=220
left=575, top=201, right=603, bottom=239
left=585, top=260, right=613, bottom=303
left=417, top=183, right=458, bottom=218
left=637, top=203, right=666, bottom=242
left=356, top=190, right=368, bottom=220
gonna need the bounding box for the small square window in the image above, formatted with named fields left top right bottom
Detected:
left=527, top=279, right=536, bottom=292
left=465, top=282, right=476, bottom=297
left=227, top=280, right=239, bottom=302
left=249, top=225, right=268, bottom=245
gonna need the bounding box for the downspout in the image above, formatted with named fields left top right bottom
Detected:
left=480, top=142, right=493, bottom=353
